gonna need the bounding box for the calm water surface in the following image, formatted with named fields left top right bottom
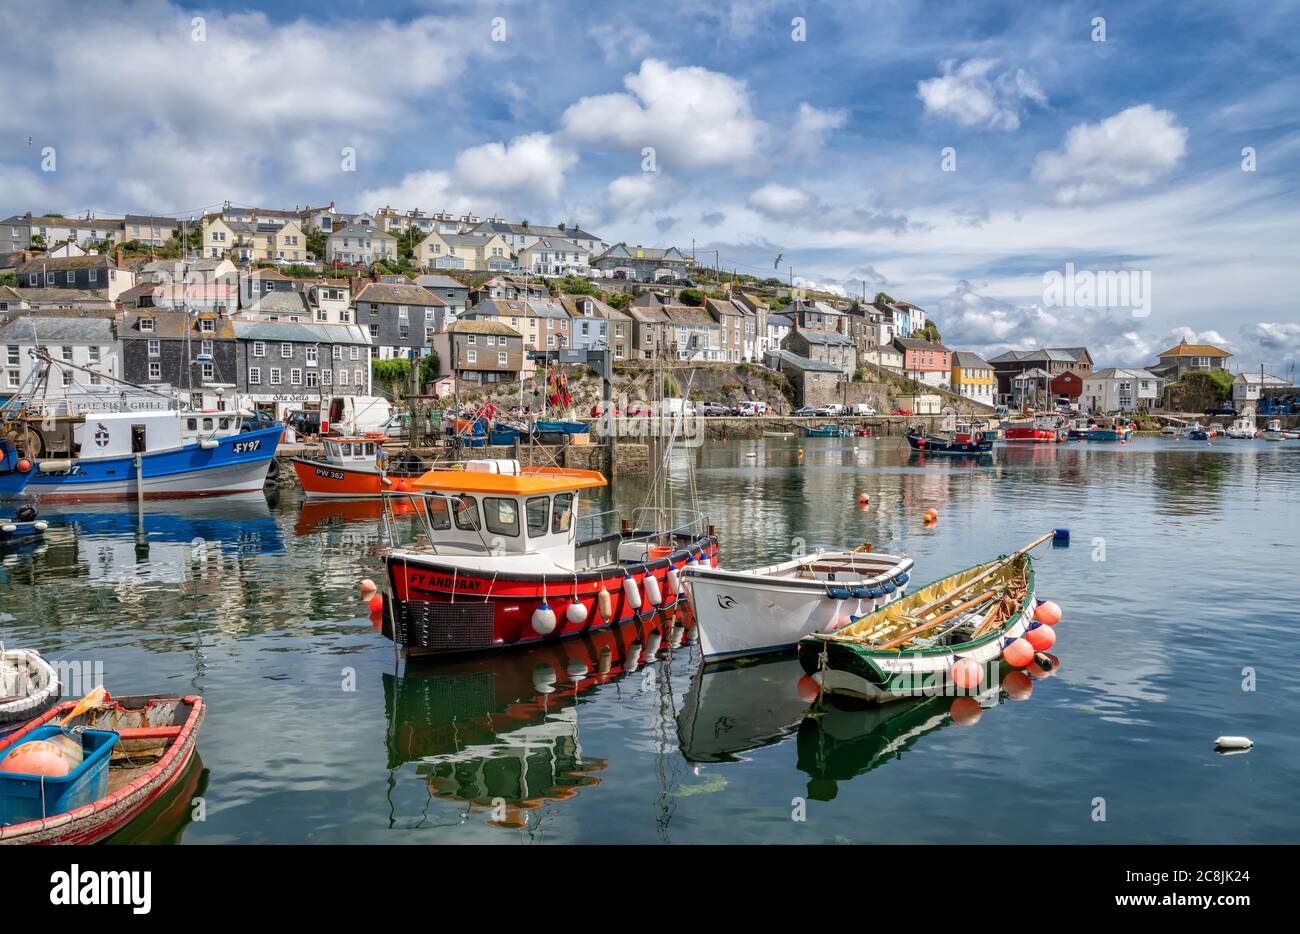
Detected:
left=3, top=436, right=1298, bottom=843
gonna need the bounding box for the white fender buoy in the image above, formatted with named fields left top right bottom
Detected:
left=666, top=566, right=682, bottom=596
left=566, top=660, right=588, bottom=680
left=565, top=601, right=588, bottom=625
left=33, top=521, right=48, bottom=532
left=645, top=631, right=662, bottom=657
left=1214, top=736, right=1253, bottom=750
left=531, top=600, right=557, bottom=635
left=597, top=646, right=613, bottom=675
left=532, top=664, right=557, bottom=694
left=597, top=585, right=613, bottom=621
left=623, top=574, right=643, bottom=610
left=1, top=524, right=15, bottom=533
left=644, top=571, right=663, bottom=606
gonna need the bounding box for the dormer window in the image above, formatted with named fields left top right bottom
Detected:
left=139, top=317, right=154, bottom=332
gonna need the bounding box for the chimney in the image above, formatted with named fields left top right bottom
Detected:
left=116, top=246, right=124, bottom=269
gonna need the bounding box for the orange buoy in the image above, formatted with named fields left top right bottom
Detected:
left=368, top=593, right=384, bottom=615
left=0, top=740, right=73, bottom=777
left=1002, top=637, right=1034, bottom=668
left=1034, top=600, right=1062, bottom=626
left=797, top=448, right=804, bottom=457
left=858, top=492, right=870, bottom=506
left=950, top=657, right=983, bottom=689
left=950, top=696, right=982, bottom=726
left=925, top=507, right=939, bottom=519
left=1025, top=622, right=1057, bottom=651
left=16, top=458, right=31, bottom=473
left=1002, top=670, right=1033, bottom=700
left=796, top=675, right=821, bottom=703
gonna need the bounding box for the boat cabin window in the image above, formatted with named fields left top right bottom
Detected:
left=484, top=497, right=520, bottom=537
left=186, top=417, right=198, bottom=430
left=526, top=496, right=550, bottom=537
left=202, top=417, right=214, bottom=431
left=552, top=493, right=573, bottom=534
left=219, top=417, right=231, bottom=430
left=453, top=494, right=481, bottom=532
left=423, top=498, right=451, bottom=531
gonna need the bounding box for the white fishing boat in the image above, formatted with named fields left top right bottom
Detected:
left=682, top=547, right=913, bottom=662
left=1262, top=419, right=1286, bottom=441
left=1226, top=410, right=1258, bottom=439
left=0, top=646, right=60, bottom=736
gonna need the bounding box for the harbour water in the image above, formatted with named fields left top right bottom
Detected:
left=3, top=435, right=1298, bottom=843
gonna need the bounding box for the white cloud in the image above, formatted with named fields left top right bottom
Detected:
left=749, top=183, right=815, bottom=216
left=454, top=133, right=577, bottom=201
left=785, top=103, right=848, bottom=158
left=589, top=23, right=653, bottom=65
left=1242, top=322, right=1300, bottom=366
left=359, top=170, right=476, bottom=216
left=1033, top=105, right=1188, bottom=204
left=561, top=59, right=768, bottom=171
left=747, top=182, right=919, bottom=235
left=917, top=59, right=1045, bottom=131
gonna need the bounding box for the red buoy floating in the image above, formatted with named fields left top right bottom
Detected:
left=16, top=458, right=31, bottom=473
left=950, top=657, right=983, bottom=689
left=925, top=507, right=939, bottom=520
left=858, top=492, right=870, bottom=506
left=1025, top=622, right=1057, bottom=651
left=796, top=675, right=821, bottom=703
left=1002, top=637, right=1034, bottom=668
left=950, top=696, right=982, bottom=726
left=1034, top=600, right=1062, bottom=626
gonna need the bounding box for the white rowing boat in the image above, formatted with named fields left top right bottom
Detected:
left=683, top=548, right=913, bottom=662
left=0, top=647, right=60, bottom=734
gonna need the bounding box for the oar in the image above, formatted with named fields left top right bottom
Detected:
left=905, top=531, right=1055, bottom=620
left=46, top=686, right=109, bottom=767
left=874, top=589, right=998, bottom=650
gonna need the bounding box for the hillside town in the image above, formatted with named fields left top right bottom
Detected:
left=0, top=204, right=1287, bottom=424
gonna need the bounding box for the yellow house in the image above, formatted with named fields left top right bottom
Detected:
left=414, top=232, right=513, bottom=272
left=950, top=351, right=996, bottom=405
left=202, top=218, right=307, bottom=262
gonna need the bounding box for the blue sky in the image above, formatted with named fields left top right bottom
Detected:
left=2, top=0, right=1298, bottom=371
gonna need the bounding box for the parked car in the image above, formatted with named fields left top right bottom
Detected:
left=285, top=410, right=321, bottom=436
left=734, top=400, right=769, bottom=416
left=890, top=408, right=914, bottom=416
left=1204, top=405, right=1237, bottom=416
left=700, top=402, right=730, bottom=416
left=822, top=403, right=845, bottom=416
left=846, top=403, right=876, bottom=415
left=589, top=401, right=622, bottom=417
left=792, top=405, right=819, bottom=416
left=239, top=410, right=281, bottom=433
left=674, top=278, right=696, bottom=287
left=656, top=275, right=674, bottom=285
left=612, top=270, right=628, bottom=280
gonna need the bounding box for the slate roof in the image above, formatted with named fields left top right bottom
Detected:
left=353, top=282, right=446, bottom=306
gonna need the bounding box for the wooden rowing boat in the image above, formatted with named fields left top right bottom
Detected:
left=0, top=693, right=204, bottom=844
left=0, top=648, right=59, bottom=737
left=797, top=544, right=1043, bottom=703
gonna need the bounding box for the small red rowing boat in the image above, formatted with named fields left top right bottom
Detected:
left=0, top=694, right=204, bottom=845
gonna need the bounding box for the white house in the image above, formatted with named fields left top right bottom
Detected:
left=1082, top=367, right=1163, bottom=413
left=1232, top=371, right=1290, bottom=405
left=0, top=312, right=121, bottom=396
left=516, top=238, right=590, bottom=277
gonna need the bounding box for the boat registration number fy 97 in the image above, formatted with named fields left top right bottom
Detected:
left=232, top=439, right=262, bottom=454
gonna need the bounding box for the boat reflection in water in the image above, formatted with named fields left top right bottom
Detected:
left=382, top=604, right=695, bottom=828
left=103, top=756, right=210, bottom=845
left=678, top=654, right=1061, bottom=799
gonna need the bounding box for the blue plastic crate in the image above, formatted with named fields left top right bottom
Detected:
left=0, top=727, right=119, bottom=826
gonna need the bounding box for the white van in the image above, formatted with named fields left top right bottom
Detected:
left=325, top=395, right=394, bottom=435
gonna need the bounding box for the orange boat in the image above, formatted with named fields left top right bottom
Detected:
left=291, top=436, right=422, bottom=498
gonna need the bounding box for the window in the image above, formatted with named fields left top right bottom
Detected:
left=148, top=361, right=161, bottom=380
left=270, top=368, right=282, bottom=385
left=551, top=493, right=573, bottom=534
left=148, top=339, right=160, bottom=357
left=249, top=367, right=261, bottom=384
left=253, top=341, right=265, bottom=357
left=7, top=370, right=20, bottom=388
left=88, top=269, right=98, bottom=284
left=467, top=335, right=476, bottom=345
left=200, top=340, right=213, bottom=356
left=306, top=371, right=318, bottom=388
left=368, top=324, right=378, bottom=339
left=281, top=343, right=292, bottom=358
left=354, top=369, right=363, bottom=386
left=338, top=369, right=349, bottom=386
left=466, top=349, right=477, bottom=364
left=6, top=346, right=18, bottom=365
left=423, top=498, right=452, bottom=532
left=526, top=497, right=550, bottom=537
left=322, top=369, right=332, bottom=385
left=66, top=271, right=75, bottom=284
left=200, top=318, right=214, bottom=333
left=88, top=346, right=100, bottom=364
left=484, top=497, right=520, bottom=537
left=332, top=345, right=341, bottom=360
left=453, top=495, right=481, bottom=532
left=290, top=368, right=302, bottom=385
left=350, top=347, right=359, bottom=360
left=139, top=317, right=154, bottom=332
left=202, top=363, right=214, bottom=380
left=306, top=346, right=318, bottom=366
left=498, top=351, right=507, bottom=367
left=61, top=345, right=73, bottom=362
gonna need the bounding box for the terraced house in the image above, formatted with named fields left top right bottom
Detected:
left=413, top=231, right=513, bottom=272
left=120, top=308, right=237, bottom=406
left=325, top=226, right=397, bottom=266
left=351, top=281, right=450, bottom=360
left=516, top=238, right=589, bottom=276
left=465, top=218, right=606, bottom=255
left=123, top=214, right=178, bottom=246
left=950, top=351, right=996, bottom=405
left=0, top=310, right=120, bottom=395
left=233, top=320, right=372, bottom=414
left=429, top=319, right=524, bottom=388
left=591, top=243, right=690, bottom=282
left=203, top=217, right=309, bottom=263
left=16, top=254, right=136, bottom=301
left=559, top=293, right=628, bottom=359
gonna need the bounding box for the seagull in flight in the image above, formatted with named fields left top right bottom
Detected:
left=773, top=253, right=783, bottom=270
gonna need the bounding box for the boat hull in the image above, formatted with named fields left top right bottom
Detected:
left=384, top=536, right=719, bottom=657
left=22, top=426, right=281, bottom=501
left=905, top=435, right=993, bottom=454
left=1004, top=428, right=1061, bottom=443
left=291, top=458, right=419, bottom=498
left=0, top=469, right=33, bottom=497
left=685, top=559, right=912, bottom=661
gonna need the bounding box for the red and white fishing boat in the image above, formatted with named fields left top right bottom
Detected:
left=375, top=459, right=718, bottom=657
left=1004, top=415, right=1066, bottom=444
left=291, top=435, right=422, bottom=498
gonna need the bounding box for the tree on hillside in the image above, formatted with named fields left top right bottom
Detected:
left=604, top=292, right=631, bottom=310
left=305, top=226, right=328, bottom=261
left=371, top=357, right=411, bottom=398
left=559, top=276, right=598, bottom=296
left=678, top=288, right=704, bottom=306
left=913, top=322, right=942, bottom=343
left=875, top=291, right=895, bottom=305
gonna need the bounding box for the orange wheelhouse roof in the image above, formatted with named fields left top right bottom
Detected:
left=412, top=465, right=608, bottom=496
